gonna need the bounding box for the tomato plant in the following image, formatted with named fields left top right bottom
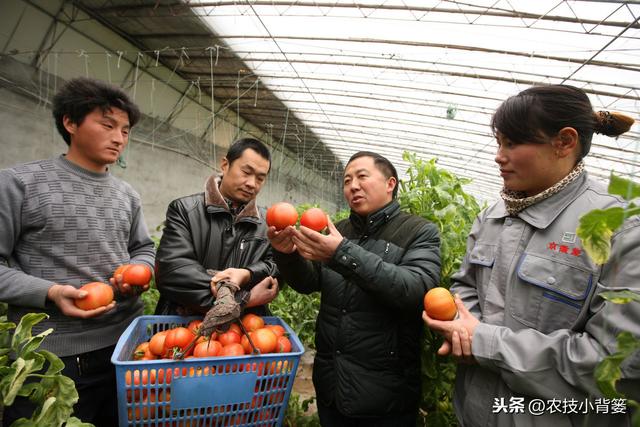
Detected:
left=300, top=207, right=328, bottom=232
left=266, top=202, right=298, bottom=230
left=74, top=282, right=114, bottom=310
left=424, top=287, right=457, bottom=321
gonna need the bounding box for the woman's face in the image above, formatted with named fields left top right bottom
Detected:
left=495, top=133, right=563, bottom=196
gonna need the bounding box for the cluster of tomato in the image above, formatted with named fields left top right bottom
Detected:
left=132, top=313, right=292, bottom=361
left=73, top=264, right=153, bottom=311
left=125, top=314, right=293, bottom=424
left=266, top=203, right=328, bottom=232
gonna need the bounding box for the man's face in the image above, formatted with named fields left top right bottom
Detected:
left=64, top=107, right=130, bottom=171
left=219, top=148, right=270, bottom=205
left=343, top=156, right=396, bottom=216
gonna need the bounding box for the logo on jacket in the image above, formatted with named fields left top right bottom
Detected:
left=561, top=232, right=577, bottom=244
left=547, top=240, right=582, bottom=257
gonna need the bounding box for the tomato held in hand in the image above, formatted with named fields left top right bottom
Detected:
left=423, top=287, right=457, bottom=321
left=74, top=282, right=114, bottom=310
left=122, top=264, right=152, bottom=286
left=300, top=207, right=328, bottom=232
left=266, top=202, right=298, bottom=230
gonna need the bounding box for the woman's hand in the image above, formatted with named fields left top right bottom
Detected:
left=423, top=295, right=478, bottom=363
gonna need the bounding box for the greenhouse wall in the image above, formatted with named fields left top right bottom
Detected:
left=0, top=1, right=342, bottom=233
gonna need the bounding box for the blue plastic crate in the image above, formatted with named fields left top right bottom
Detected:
left=111, top=315, right=305, bottom=427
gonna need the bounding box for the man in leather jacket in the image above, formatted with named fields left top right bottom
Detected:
left=268, top=151, right=441, bottom=426
left=155, top=137, right=279, bottom=316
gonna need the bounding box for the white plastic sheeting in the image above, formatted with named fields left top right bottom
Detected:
left=194, top=0, right=640, bottom=202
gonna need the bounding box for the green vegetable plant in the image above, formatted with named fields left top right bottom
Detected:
left=577, top=174, right=640, bottom=426
left=398, top=152, right=482, bottom=426
left=0, top=313, right=93, bottom=427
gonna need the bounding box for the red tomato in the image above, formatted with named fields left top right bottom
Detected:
left=148, top=331, right=168, bottom=356
left=300, top=207, right=328, bottom=232
left=423, top=287, right=457, bottom=321
left=132, top=342, right=156, bottom=360
left=276, top=336, right=292, bottom=353
left=228, top=323, right=242, bottom=336
left=241, top=313, right=264, bottom=332
left=240, top=333, right=253, bottom=354
left=265, top=324, right=286, bottom=337
left=266, top=202, right=298, bottom=230
left=193, top=340, right=222, bottom=358
left=74, top=282, right=114, bottom=310
left=186, top=319, right=203, bottom=335
left=218, top=331, right=241, bottom=347
left=164, top=327, right=195, bottom=357
left=219, top=343, right=245, bottom=357
left=251, top=328, right=278, bottom=354
left=122, top=264, right=152, bottom=286
left=113, top=264, right=129, bottom=278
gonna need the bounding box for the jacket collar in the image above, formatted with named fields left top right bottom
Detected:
left=349, top=200, right=400, bottom=235
left=487, top=172, right=589, bottom=229
left=204, top=174, right=260, bottom=221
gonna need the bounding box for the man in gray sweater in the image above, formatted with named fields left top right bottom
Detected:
left=0, top=77, right=155, bottom=426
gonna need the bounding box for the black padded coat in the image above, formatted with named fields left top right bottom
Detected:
left=274, top=200, right=441, bottom=418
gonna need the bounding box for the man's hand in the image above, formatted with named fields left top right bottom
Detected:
left=292, top=216, right=343, bottom=262
left=211, top=268, right=251, bottom=287
left=47, top=284, right=116, bottom=319
left=246, top=277, right=279, bottom=308
left=423, top=295, right=478, bottom=363
left=110, top=273, right=149, bottom=296
left=267, top=225, right=297, bottom=254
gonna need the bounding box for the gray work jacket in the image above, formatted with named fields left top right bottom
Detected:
left=451, top=172, right=640, bottom=427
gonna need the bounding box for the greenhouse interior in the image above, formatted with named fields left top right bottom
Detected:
left=0, top=1, right=639, bottom=426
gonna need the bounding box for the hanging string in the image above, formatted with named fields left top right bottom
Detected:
left=206, top=46, right=217, bottom=164
left=105, top=51, right=112, bottom=83
left=132, top=52, right=143, bottom=101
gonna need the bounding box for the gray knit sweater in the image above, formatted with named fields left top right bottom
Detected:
left=0, top=155, right=155, bottom=357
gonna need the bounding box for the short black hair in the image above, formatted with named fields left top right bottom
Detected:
left=52, top=77, right=141, bottom=146
left=346, top=151, right=399, bottom=198
left=226, top=137, right=272, bottom=171
left=491, top=85, right=595, bottom=160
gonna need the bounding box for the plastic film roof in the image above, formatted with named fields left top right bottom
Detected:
left=189, top=0, right=640, bottom=202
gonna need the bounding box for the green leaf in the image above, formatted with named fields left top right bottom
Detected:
left=18, top=330, right=52, bottom=358
left=577, top=207, right=626, bottom=264
left=600, top=290, right=640, bottom=305
left=608, top=174, right=640, bottom=201
left=1, top=357, right=36, bottom=406
left=65, top=417, right=95, bottom=427
left=595, top=332, right=640, bottom=398
left=39, top=350, right=65, bottom=376
left=11, top=313, right=48, bottom=351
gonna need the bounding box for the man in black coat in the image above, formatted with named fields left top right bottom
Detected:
left=155, top=137, right=278, bottom=316
left=268, top=151, right=441, bottom=425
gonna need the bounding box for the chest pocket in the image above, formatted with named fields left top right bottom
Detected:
left=225, top=235, right=268, bottom=269
left=511, top=253, right=593, bottom=334
left=467, top=243, right=495, bottom=308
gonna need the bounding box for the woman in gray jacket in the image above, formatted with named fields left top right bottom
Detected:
left=424, top=84, right=638, bottom=427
